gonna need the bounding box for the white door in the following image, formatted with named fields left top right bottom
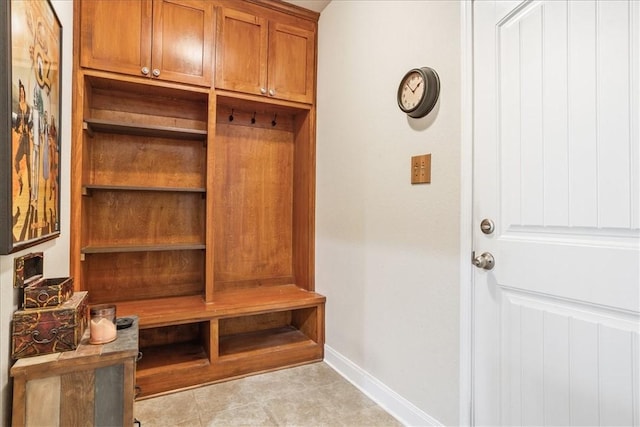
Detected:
left=472, top=1, right=640, bottom=425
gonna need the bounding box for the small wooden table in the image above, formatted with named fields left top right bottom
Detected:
left=11, top=316, right=139, bottom=427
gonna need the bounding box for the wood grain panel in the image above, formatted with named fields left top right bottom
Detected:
left=214, top=122, right=294, bottom=284
left=84, top=190, right=205, bottom=247
left=85, top=133, right=205, bottom=189
left=84, top=250, right=204, bottom=303
left=12, top=373, right=27, bottom=426
left=60, top=370, right=95, bottom=426
left=152, top=0, right=214, bottom=86
left=219, top=311, right=292, bottom=336
left=79, top=0, right=152, bottom=76
left=292, top=110, right=314, bottom=291
left=219, top=326, right=310, bottom=357
left=135, top=342, right=322, bottom=398
left=25, top=376, right=60, bottom=427
left=137, top=342, right=209, bottom=378
left=88, top=81, right=208, bottom=130
left=139, top=322, right=204, bottom=348
left=291, top=306, right=317, bottom=343
left=268, top=22, right=315, bottom=103
left=215, top=8, right=268, bottom=93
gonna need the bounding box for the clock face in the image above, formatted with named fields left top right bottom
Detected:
left=400, top=71, right=426, bottom=111
left=397, top=67, right=440, bottom=118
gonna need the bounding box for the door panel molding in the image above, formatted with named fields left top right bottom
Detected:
left=500, top=288, right=639, bottom=426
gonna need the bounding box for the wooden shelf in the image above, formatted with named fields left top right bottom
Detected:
left=83, top=118, right=207, bottom=141
left=219, top=326, right=314, bottom=358
left=137, top=341, right=209, bottom=379
left=81, top=244, right=206, bottom=254
left=82, top=184, right=206, bottom=194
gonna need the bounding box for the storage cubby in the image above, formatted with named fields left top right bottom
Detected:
left=81, top=189, right=205, bottom=248
left=137, top=322, right=211, bottom=378
left=82, top=131, right=206, bottom=190
left=82, top=250, right=205, bottom=303
left=83, top=75, right=209, bottom=132
left=219, top=307, right=319, bottom=358
left=213, top=97, right=314, bottom=293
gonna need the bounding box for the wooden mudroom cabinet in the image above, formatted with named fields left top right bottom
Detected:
left=215, top=4, right=316, bottom=104
left=79, top=0, right=214, bottom=87
left=71, top=0, right=324, bottom=399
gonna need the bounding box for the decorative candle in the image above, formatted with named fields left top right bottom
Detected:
left=89, top=304, right=117, bottom=344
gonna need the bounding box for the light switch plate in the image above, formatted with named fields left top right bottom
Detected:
left=411, top=154, right=431, bottom=184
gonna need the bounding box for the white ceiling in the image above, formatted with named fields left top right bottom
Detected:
left=282, top=0, right=331, bottom=13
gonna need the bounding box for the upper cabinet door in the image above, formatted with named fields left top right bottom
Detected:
left=80, top=0, right=153, bottom=77
left=216, top=7, right=316, bottom=104
left=267, top=22, right=315, bottom=104
left=80, top=0, right=213, bottom=87
left=152, top=0, right=214, bottom=86
left=215, top=8, right=268, bottom=95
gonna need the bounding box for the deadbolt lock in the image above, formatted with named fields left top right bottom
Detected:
left=480, top=218, right=495, bottom=234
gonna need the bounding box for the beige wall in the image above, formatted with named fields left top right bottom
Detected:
left=316, top=1, right=461, bottom=424
left=0, top=1, right=73, bottom=424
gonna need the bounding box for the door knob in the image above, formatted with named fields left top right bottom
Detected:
left=152, top=69, right=160, bottom=77
left=141, top=67, right=150, bottom=75
left=260, top=87, right=267, bottom=94
left=473, top=252, right=495, bottom=270
left=268, top=89, right=275, bottom=96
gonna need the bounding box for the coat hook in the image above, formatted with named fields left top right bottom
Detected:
left=251, top=112, right=256, bottom=124
left=271, top=113, right=277, bottom=127
left=229, top=109, right=234, bottom=122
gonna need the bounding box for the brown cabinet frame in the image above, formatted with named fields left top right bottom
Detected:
left=71, top=0, right=323, bottom=398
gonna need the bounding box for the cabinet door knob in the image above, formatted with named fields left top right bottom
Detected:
left=152, top=69, right=161, bottom=77
left=260, top=87, right=267, bottom=94
left=141, top=67, right=150, bottom=75
left=268, top=89, right=275, bottom=97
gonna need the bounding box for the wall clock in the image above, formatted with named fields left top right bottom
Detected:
left=397, top=67, right=440, bottom=118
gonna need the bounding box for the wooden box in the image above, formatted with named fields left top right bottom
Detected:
left=23, top=277, right=74, bottom=309
left=14, top=252, right=74, bottom=309
left=11, top=291, right=88, bottom=359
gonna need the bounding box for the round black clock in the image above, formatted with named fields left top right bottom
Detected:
left=397, top=67, right=440, bottom=118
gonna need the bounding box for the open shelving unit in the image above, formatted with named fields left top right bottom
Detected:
left=72, top=74, right=324, bottom=397
left=71, top=0, right=323, bottom=399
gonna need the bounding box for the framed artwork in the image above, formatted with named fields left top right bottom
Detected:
left=0, top=0, right=61, bottom=254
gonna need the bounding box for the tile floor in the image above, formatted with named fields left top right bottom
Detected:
left=134, top=362, right=403, bottom=426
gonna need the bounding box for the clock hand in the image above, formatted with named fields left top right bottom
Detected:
left=406, top=82, right=416, bottom=93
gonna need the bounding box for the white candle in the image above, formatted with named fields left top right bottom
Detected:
left=90, top=317, right=117, bottom=344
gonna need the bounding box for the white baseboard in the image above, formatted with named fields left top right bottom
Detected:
left=324, top=345, right=444, bottom=427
